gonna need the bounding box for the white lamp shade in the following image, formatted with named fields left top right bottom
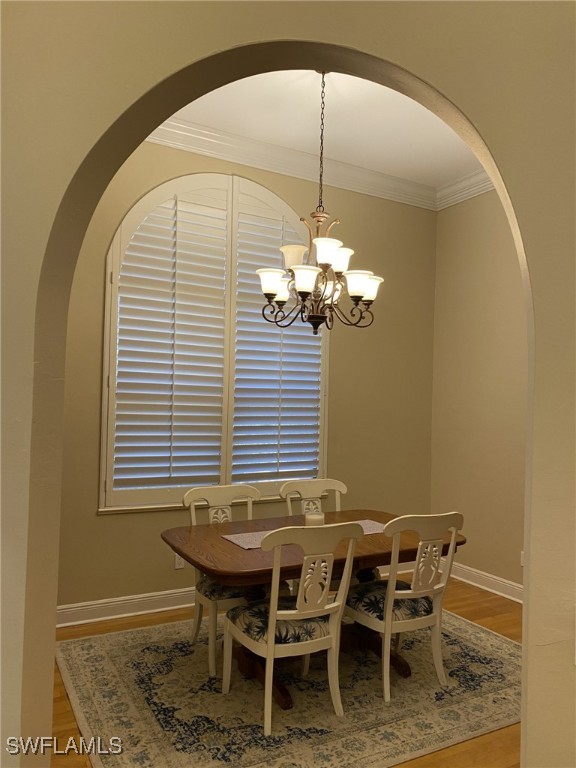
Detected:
left=332, top=247, right=354, bottom=273
left=344, top=269, right=373, bottom=298
left=256, top=268, right=285, bottom=296
left=280, top=244, right=308, bottom=269
left=363, top=275, right=384, bottom=301
left=313, top=237, right=343, bottom=267
left=292, top=265, right=321, bottom=293
left=275, top=277, right=291, bottom=303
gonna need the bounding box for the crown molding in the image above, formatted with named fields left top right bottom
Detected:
left=147, top=119, right=493, bottom=212
left=436, top=170, right=494, bottom=210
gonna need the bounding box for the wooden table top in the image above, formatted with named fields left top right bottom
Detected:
left=161, top=509, right=466, bottom=586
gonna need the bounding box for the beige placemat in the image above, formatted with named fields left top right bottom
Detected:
left=223, top=519, right=386, bottom=549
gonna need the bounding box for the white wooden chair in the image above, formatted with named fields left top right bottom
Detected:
left=344, top=511, right=464, bottom=702
left=183, top=484, right=261, bottom=677
left=279, top=478, right=347, bottom=521
left=280, top=478, right=375, bottom=590
left=222, top=521, right=364, bottom=735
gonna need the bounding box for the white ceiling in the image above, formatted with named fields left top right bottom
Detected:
left=149, top=70, right=491, bottom=210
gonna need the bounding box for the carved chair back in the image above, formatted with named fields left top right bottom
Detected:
left=279, top=478, right=347, bottom=518
left=183, top=484, right=261, bottom=527
left=261, top=521, right=363, bottom=636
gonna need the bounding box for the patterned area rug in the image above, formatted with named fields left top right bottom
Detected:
left=56, top=613, right=521, bottom=768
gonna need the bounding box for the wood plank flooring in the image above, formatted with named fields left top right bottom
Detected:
left=52, top=577, right=522, bottom=768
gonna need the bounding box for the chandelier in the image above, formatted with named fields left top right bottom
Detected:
left=256, top=72, right=384, bottom=335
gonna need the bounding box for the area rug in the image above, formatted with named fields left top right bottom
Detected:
left=56, top=613, right=521, bottom=768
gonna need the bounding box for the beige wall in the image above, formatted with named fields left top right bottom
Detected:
left=432, top=192, right=527, bottom=584
left=59, top=140, right=436, bottom=604
left=2, top=3, right=574, bottom=766
left=326, top=185, right=436, bottom=515
left=61, top=150, right=525, bottom=602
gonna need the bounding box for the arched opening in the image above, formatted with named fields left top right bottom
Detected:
left=26, top=39, right=532, bottom=744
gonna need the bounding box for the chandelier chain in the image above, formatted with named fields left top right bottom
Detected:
left=317, top=72, right=326, bottom=213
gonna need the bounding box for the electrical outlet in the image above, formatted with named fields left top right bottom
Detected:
left=520, top=550, right=525, bottom=567
left=174, top=553, right=186, bottom=570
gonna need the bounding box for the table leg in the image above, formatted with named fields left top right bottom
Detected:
left=340, top=622, right=412, bottom=678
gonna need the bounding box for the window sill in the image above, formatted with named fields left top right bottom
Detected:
left=97, top=494, right=286, bottom=515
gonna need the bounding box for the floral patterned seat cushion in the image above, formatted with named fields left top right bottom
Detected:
left=227, top=598, right=330, bottom=644
left=346, top=580, right=433, bottom=622
left=196, top=573, right=265, bottom=602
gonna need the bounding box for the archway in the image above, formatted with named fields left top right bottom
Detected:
left=26, top=39, right=532, bottom=743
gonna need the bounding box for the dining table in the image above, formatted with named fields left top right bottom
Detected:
left=161, top=508, right=466, bottom=708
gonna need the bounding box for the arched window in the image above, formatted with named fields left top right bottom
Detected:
left=100, top=174, right=326, bottom=508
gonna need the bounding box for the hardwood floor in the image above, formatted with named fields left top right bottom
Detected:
left=52, top=577, right=522, bottom=768
left=399, top=577, right=522, bottom=768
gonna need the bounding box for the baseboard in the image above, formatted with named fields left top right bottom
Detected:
left=56, top=587, right=196, bottom=627
left=451, top=562, right=523, bottom=603
left=378, top=561, right=523, bottom=603
left=56, top=562, right=522, bottom=627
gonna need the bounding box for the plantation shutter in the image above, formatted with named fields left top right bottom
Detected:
left=232, top=183, right=322, bottom=483
left=109, top=179, right=231, bottom=504
left=102, top=174, right=325, bottom=509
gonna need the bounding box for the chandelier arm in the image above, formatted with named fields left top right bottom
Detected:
left=325, top=218, right=341, bottom=237
left=324, top=307, right=334, bottom=330
left=299, top=298, right=314, bottom=323
left=261, top=300, right=308, bottom=328
left=278, top=308, right=310, bottom=328
left=319, top=300, right=335, bottom=319
left=331, top=302, right=375, bottom=328
left=299, top=217, right=314, bottom=257
left=312, top=270, right=329, bottom=301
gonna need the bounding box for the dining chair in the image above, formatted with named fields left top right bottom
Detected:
left=279, top=478, right=347, bottom=522
left=344, top=511, right=464, bottom=702
left=222, top=521, right=364, bottom=736
left=279, top=478, right=378, bottom=589
left=183, top=483, right=262, bottom=677
left=279, top=478, right=348, bottom=594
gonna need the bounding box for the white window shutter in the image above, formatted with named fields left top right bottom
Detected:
left=102, top=174, right=324, bottom=509
left=111, top=189, right=229, bottom=500
left=113, top=198, right=180, bottom=491
left=171, top=195, right=228, bottom=487
left=231, top=182, right=322, bottom=484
